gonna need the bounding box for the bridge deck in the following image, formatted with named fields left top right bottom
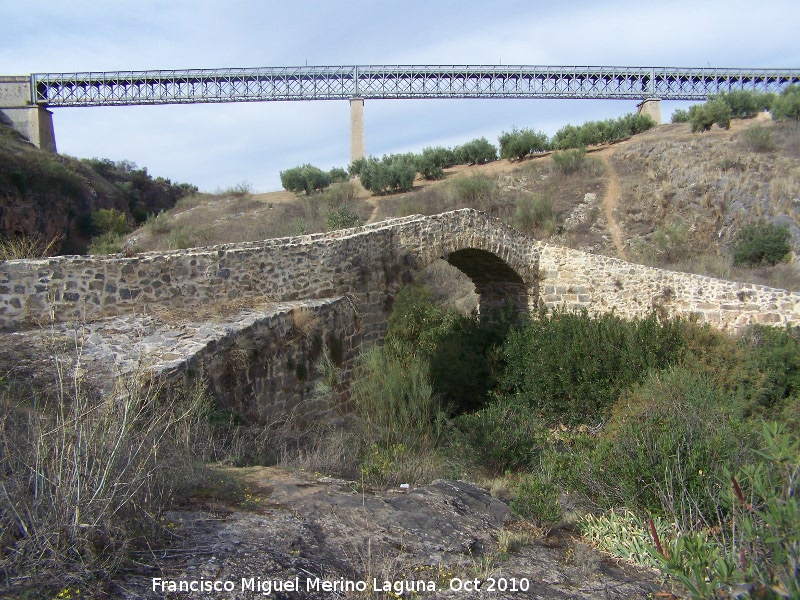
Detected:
left=30, top=65, right=800, bottom=106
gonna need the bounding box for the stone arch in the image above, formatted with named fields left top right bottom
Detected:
left=383, top=246, right=536, bottom=323
left=443, top=248, right=530, bottom=317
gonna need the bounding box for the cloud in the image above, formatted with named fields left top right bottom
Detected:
left=2, top=0, right=799, bottom=193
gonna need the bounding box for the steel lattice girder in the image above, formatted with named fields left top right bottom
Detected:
left=30, top=65, right=800, bottom=107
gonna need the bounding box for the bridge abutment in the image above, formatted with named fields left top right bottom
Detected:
left=0, top=76, right=57, bottom=151
left=349, top=97, right=365, bottom=163
left=637, top=97, right=661, bottom=125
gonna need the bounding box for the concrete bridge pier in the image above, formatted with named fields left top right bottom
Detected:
left=637, top=97, right=661, bottom=125
left=350, top=97, right=365, bottom=163
left=0, top=76, right=57, bottom=152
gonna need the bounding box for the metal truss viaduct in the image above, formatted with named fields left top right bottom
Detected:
left=30, top=65, right=800, bottom=107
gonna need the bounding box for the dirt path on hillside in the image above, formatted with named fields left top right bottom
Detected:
left=597, top=148, right=627, bottom=260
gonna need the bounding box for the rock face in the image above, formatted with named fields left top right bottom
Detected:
left=119, top=467, right=668, bottom=599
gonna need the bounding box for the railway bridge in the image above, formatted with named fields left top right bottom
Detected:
left=2, top=64, right=799, bottom=159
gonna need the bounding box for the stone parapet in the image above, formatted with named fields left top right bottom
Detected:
left=538, top=243, right=800, bottom=331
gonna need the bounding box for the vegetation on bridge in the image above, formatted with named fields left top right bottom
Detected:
left=337, top=284, right=800, bottom=599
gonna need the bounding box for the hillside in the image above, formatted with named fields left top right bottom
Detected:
left=126, top=114, right=800, bottom=291
left=0, top=123, right=195, bottom=254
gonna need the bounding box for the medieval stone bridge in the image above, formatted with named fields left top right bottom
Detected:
left=2, top=209, right=799, bottom=422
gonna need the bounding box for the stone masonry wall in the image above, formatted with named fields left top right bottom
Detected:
left=538, top=243, right=800, bottom=331
left=0, top=210, right=540, bottom=334
left=2, top=210, right=799, bottom=339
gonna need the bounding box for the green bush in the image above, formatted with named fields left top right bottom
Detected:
left=359, top=155, right=416, bottom=195
left=498, top=128, right=550, bottom=161
left=325, top=204, right=363, bottom=231
left=585, top=366, right=754, bottom=523
left=350, top=347, right=446, bottom=449
left=86, top=232, right=125, bottom=254
left=416, top=146, right=457, bottom=179
left=552, top=113, right=655, bottom=149
left=551, top=148, right=586, bottom=175
left=328, top=167, right=349, bottom=183
left=452, top=398, right=548, bottom=473
left=714, top=90, right=769, bottom=119
left=514, top=194, right=556, bottom=234
left=495, top=309, right=686, bottom=425
left=451, top=174, right=496, bottom=205
left=671, top=108, right=691, bottom=123
left=348, top=157, right=368, bottom=177
left=415, top=152, right=444, bottom=181
left=772, top=84, right=800, bottom=122
left=652, top=218, right=691, bottom=262
left=653, top=422, right=799, bottom=599
left=689, top=99, right=732, bottom=132
left=510, top=474, right=562, bottom=529
left=453, top=137, right=498, bottom=165
left=739, top=124, right=776, bottom=152
left=279, top=164, right=331, bottom=195
left=91, top=208, right=128, bottom=236
left=732, top=221, right=791, bottom=266
left=386, top=284, right=506, bottom=411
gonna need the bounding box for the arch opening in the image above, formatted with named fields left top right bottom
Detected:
left=443, top=248, right=530, bottom=319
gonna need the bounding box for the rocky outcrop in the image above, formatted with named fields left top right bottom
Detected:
left=118, top=467, right=668, bottom=599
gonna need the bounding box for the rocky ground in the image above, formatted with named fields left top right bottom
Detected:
left=116, top=467, right=672, bottom=599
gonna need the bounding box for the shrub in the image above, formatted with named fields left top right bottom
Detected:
left=772, top=84, right=800, bottom=122
left=452, top=398, right=548, bottom=473
left=359, top=155, right=416, bottom=195
left=689, top=99, right=732, bottom=132
left=514, top=194, right=555, bottom=234
left=415, top=152, right=444, bottom=181
left=416, top=146, right=457, bottom=180
left=328, top=167, right=349, bottom=183
left=552, top=113, right=655, bottom=149
left=671, top=108, right=691, bottom=123
left=87, top=232, right=124, bottom=254
left=653, top=422, right=800, bottom=599
left=495, top=309, right=686, bottom=425
left=551, top=148, right=586, bottom=175
left=0, top=233, right=61, bottom=260
left=453, top=137, right=498, bottom=165
left=325, top=204, right=363, bottom=231
left=279, top=164, right=331, bottom=195
left=0, top=361, right=209, bottom=595
left=350, top=346, right=446, bottom=449
left=348, top=156, right=368, bottom=177
left=585, top=366, right=754, bottom=523
left=91, top=208, right=128, bottom=236
left=714, top=90, right=766, bottom=119
left=498, top=128, right=550, bottom=161
left=652, top=218, right=691, bottom=262
left=732, top=221, right=791, bottom=266
left=510, top=474, right=562, bottom=529
left=451, top=174, right=495, bottom=205
left=739, top=124, right=776, bottom=152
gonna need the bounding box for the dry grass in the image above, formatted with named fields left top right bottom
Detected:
left=150, top=295, right=275, bottom=323
left=0, top=233, right=62, bottom=260
left=132, top=184, right=373, bottom=252
left=292, top=306, right=321, bottom=339
left=123, top=117, right=800, bottom=291
left=0, top=338, right=213, bottom=596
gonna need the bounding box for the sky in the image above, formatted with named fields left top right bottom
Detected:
left=2, top=0, right=800, bottom=193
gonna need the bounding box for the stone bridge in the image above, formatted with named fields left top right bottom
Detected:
left=2, top=209, right=799, bottom=422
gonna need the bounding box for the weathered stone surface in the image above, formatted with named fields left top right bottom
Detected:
left=118, top=467, right=667, bottom=599
left=2, top=297, right=359, bottom=424
left=3, top=209, right=797, bottom=337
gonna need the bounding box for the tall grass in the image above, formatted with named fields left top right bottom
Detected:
left=0, top=348, right=210, bottom=595
left=349, top=347, right=445, bottom=449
